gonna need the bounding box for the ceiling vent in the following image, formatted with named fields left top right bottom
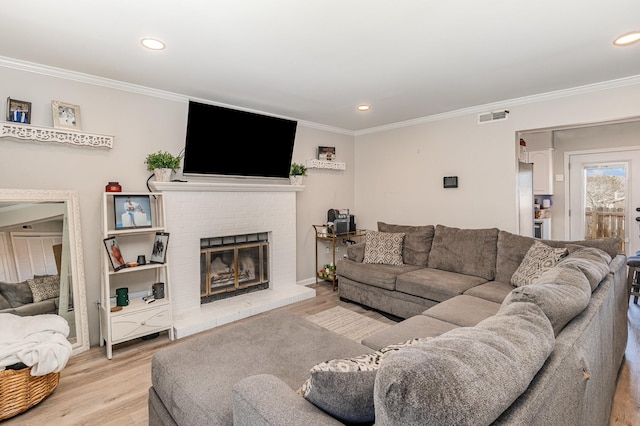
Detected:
left=478, top=110, right=509, bottom=124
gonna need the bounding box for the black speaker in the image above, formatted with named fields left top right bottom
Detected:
left=152, top=282, right=165, bottom=299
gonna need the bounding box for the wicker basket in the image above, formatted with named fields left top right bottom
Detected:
left=0, top=367, right=60, bottom=421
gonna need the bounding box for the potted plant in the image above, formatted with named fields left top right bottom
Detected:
left=145, top=150, right=182, bottom=182
left=289, top=162, right=307, bottom=185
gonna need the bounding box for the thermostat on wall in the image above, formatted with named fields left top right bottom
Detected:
left=443, top=176, right=458, bottom=188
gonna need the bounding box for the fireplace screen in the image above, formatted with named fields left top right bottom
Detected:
left=200, top=233, right=269, bottom=302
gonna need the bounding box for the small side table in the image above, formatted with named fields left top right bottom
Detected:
left=313, top=225, right=367, bottom=291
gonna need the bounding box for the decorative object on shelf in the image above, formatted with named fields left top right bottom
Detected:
left=113, top=195, right=152, bottom=229
left=115, top=287, right=129, bottom=307
left=318, top=263, right=336, bottom=280
left=318, top=146, right=336, bottom=161
left=6, top=97, right=31, bottom=124
left=105, top=182, right=122, bottom=192
left=51, top=100, right=81, bottom=130
left=0, top=122, right=113, bottom=148
left=150, top=232, right=170, bottom=264
left=289, top=162, right=307, bottom=185
left=137, top=255, right=146, bottom=265
left=305, top=159, right=346, bottom=170
left=443, top=176, right=458, bottom=188
left=152, top=282, right=165, bottom=299
left=145, top=150, right=182, bottom=182
left=103, top=236, right=126, bottom=271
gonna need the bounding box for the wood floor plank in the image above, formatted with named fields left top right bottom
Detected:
left=3, top=283, right=638, bottom=425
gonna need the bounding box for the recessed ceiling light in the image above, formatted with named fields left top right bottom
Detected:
left=357, top=104, right=371, bottom=112
left=141, top=38, right=166, bottom=50
left=613, top=31, right=640, bottom=46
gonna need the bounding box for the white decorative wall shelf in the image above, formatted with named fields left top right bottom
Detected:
left=0, top=122, right=113, bottom=149
left=305, top=159, right=346, bottom=170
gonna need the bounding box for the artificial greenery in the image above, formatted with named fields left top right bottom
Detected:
left=289, top=162, right=307, bottom=176
left=145, top=151, right=182, bottom=172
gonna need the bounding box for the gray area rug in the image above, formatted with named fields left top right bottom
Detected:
left=306, top=306, right=393, bottom=342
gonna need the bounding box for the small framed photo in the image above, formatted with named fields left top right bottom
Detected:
left=443, top=176, right=458, bottom=188
left=318, top=146, right=336, bottom=161
left=6, top=98, right=31, bottom=124
left=114, top=195, right=152, bottom=229
left=103, top=236, right=127, bottom=271
left=150, top=232, right=170, bottom=264
left=51, top=100, right=82, bottom=130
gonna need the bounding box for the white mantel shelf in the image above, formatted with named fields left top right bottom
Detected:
left=150, top=181, right=304, bottom=192
left=1, top=121, right=113, bottom=149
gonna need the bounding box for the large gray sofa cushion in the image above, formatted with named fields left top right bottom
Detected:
left=377, top=222, right=434, bottom=267
left=427, top=225, right=499, bottom=280
left=395, top=267, right=487, bottom=302
left=374, top=302, right=555, bottom=426
left=557, top=247, right=612, bottom=292
left=0, top=280, right=33, bottom=307
left=423, top=294, right=501, bottom=327
left=362, top=315, right=458, bottom=350
left=336, top=259, right=422, bottom=291
left=151, top=310, right=370, bottom=426
left=0, top=293, right=10, bottom=310
left=495, top=230, right=620, bottom=284
left=463, top=280, right=514, bottom=303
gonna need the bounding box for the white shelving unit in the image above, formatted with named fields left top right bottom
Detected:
left=0, top=121, right=113, bottom=148
left=99, top=192, right=173, bottom=359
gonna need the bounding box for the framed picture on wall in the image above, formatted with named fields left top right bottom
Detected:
left=51, top=100, right=82, bottom=130
left=103, top=237, right=126, bottom=271
left=150, top=232, right=170, bottom=264
left=113, top=195, right=152, bottom=229
left=318, top=146, right=336, bottom=161
left=6, top=98, right=31, bottom=124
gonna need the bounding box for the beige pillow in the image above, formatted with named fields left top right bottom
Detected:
left=27, top=275, right=61, bottom=303
left=510, top=241, right=568, bottom=287
left=363, top=231, right=405, bottom=266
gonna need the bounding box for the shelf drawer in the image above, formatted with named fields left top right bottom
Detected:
left=111, top=304, right=171, bottom=342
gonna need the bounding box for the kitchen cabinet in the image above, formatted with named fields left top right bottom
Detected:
left=528, top=148, right=554, bottom=195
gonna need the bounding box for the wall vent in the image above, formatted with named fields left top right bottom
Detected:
left=478, top=110, right=509, bottom=124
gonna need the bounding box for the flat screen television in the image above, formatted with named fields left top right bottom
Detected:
left=182, top=101, right=298, bottom=179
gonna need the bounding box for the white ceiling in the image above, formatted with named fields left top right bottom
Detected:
left=1, top=1, right=639, bottom=132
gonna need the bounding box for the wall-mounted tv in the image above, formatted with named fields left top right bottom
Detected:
left=182, top=101, right=297, bottom=179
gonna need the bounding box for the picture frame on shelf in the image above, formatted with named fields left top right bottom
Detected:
left=150, top=232, right=170, bottom=264
left=6, top=98, right=31, bottom=124
left=103, top=236, right=126, bottom=271
left=51, top=100, right=82, bottom=130
left=113, top=195, right=152, bottom=229
left=318, top=146, right=336, bottom=161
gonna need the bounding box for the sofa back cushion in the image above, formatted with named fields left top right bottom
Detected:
left=374, top=301, right=555, bottom=426
left=0, top=281, right=33, bottom=307
left=495, top=230, right=619, bottom=284
left=377, top=222, right=434, bottom=267
left=427, top=225, right=499, bottom=280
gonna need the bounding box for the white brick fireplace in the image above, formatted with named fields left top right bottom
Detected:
left=150, top=181, right=315, bottom=338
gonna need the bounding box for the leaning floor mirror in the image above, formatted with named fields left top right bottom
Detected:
left=0, top=189, right=90, bottom=355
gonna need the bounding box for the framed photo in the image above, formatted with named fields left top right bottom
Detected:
left=51, top=100, right=82, bottom=130
left=114, top=195, right=152, bottom=229
left=6, top=98, right=31, bottom=124
left=443, top=176, right=458, bottom=188
left=150, top=232, right=170, bottom=264
left=103, top=237, right=126, bottom=271
left=318, top=146, right=336, bottom=161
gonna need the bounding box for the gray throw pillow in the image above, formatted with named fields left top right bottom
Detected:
left=0, top=281, right=33, bottom=307
left=0, top=292, right=11, bottom=310
left=375, top=302, right=554, bottom=426
left=377, top=222, right=434, bottom=267
left=510, top=240, right=568, bottom=287
left=427, top=225, right=499, bottom=280
left=299, top=337, right=431, bottom=423
left=363, top=231, right=405, bottom=266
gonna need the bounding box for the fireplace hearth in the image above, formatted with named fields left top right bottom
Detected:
left=200, top=232, right=269, bottom=303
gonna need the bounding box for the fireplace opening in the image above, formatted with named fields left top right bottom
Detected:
left=200, top=232, right=269, bottom=304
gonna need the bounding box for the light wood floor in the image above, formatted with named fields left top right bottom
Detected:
left=4, top=283, right=640, bottom=425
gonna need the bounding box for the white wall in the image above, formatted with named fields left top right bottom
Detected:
left=0, top=65, right=355, bottom=346
left=353, top=83, right=640, bottom=233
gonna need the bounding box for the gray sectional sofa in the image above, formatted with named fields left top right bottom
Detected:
left=148, top=224, right=628, bottom=425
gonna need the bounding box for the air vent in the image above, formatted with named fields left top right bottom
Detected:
left=478, top=110, right=509, bottom=124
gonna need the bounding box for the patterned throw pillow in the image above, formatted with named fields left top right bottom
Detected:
left=27, top=275, right=61, bottom=303
left=510, top=241, right=568, bottom=287
left=299, top=337, right=431, bottom=423
left=363, top=231, right=405, bottom=266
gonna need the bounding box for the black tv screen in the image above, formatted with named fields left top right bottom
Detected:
left=183, top=101, right=297, bottom=179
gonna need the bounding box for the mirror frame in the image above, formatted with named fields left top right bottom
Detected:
left=0, top=188, right=90, bottom=354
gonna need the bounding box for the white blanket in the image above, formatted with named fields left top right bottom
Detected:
left=0, top=313, right=72, bottom=376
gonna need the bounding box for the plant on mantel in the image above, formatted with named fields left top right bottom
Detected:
left=145, top=150, right=182, bottom=182
left=289, top=162, right=307, bottom=185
